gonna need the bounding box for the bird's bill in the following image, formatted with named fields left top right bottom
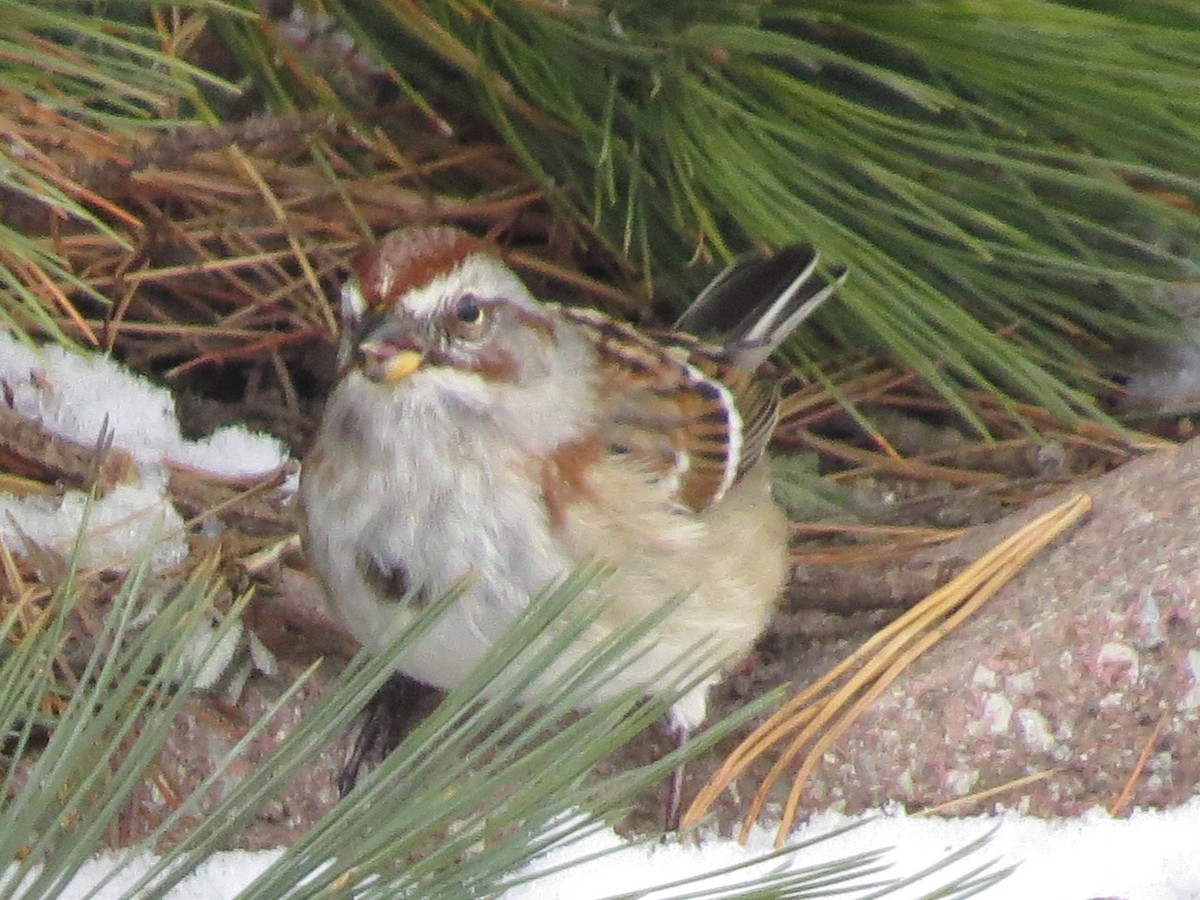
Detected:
left=360, top=343, right=424, bottom=384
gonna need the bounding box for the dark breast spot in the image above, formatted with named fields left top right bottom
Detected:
left=357, top=552, right=426, bottom=609
left=328, top=402, right=371, bottom=447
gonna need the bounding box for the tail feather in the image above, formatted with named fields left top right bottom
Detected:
left=675, top=245, right=847, bottom=369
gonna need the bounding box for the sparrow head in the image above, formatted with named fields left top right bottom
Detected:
left=335, top=226, right=596, bottom=448
left=339, top=227, right=552, bottom=383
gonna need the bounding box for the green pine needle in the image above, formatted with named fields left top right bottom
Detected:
left=0, top=532, right=1005, bottom=899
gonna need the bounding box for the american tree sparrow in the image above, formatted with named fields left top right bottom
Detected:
left=300, top=226, right=844, bottom=826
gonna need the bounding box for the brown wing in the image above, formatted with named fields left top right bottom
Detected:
left=691, top=354, right=780, bottom=484
left=564, top=308, right=776, bottom=513
left=557, top=246, right=843, bottom=511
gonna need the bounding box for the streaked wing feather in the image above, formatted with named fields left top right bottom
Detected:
left=561, top=245, right=844, bottom=510
left=564, top=308, right=743, bottom=512
left=724, top=368, right=780, bottom=480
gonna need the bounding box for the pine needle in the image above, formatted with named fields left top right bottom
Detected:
left=914, top=768, right=1065, bottom=818
left=1109, top=710, right=1170, bottom=818
left=683, top=492, right=1092, bottom=846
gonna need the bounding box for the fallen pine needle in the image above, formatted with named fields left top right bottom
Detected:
left=1109, top=710, right=1169, bottom=818
left=682, top=491, right=1092, bottom=847
left=914, top=768, right=1064, bottom=818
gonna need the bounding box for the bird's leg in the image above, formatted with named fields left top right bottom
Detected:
left=338, top=672, right=436, bottom=798
left=663, top=719, right=689, bottom=833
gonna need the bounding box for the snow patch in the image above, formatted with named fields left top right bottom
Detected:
left=0, top=333, right=289, bottom=571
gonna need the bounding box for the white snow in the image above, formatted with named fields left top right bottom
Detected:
left=0, top=471, right=187, bottom=570
left=31, top=801, right=1200, bottom=898
left=0, top=333, right=286, bottom=475
left=50, top=849, right=285, bottom=900
left=508, top=804, right=1200, bottom=899
left=0, top=333, right=287, bottom=569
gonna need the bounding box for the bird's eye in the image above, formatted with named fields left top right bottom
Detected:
left=455, top=294, right=483, bottom=324
left=447, top=293, right=490, bottom=341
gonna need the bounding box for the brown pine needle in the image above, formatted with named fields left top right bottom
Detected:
left=914, top=768, right=1064, bottom=817
left=682, top=492, right=1091, bottom=847
left=793, top=539, right=962, bottom=567
left=790, top=522, right=966, bottom=540
left=504, top=248, right=647, bottom=312
left=791, top=522, right=967, bottom=566
left=799, top=429, right=1006, bottom=486
left=1109, top=710, right=1169, bottom=818
left=174, top=469, right=288, bottom=535
left=223, top=143, right=337, bottom=334
left=164, top=327, right=322, bottom=378
left=20, top=255, right=99, bottom=347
